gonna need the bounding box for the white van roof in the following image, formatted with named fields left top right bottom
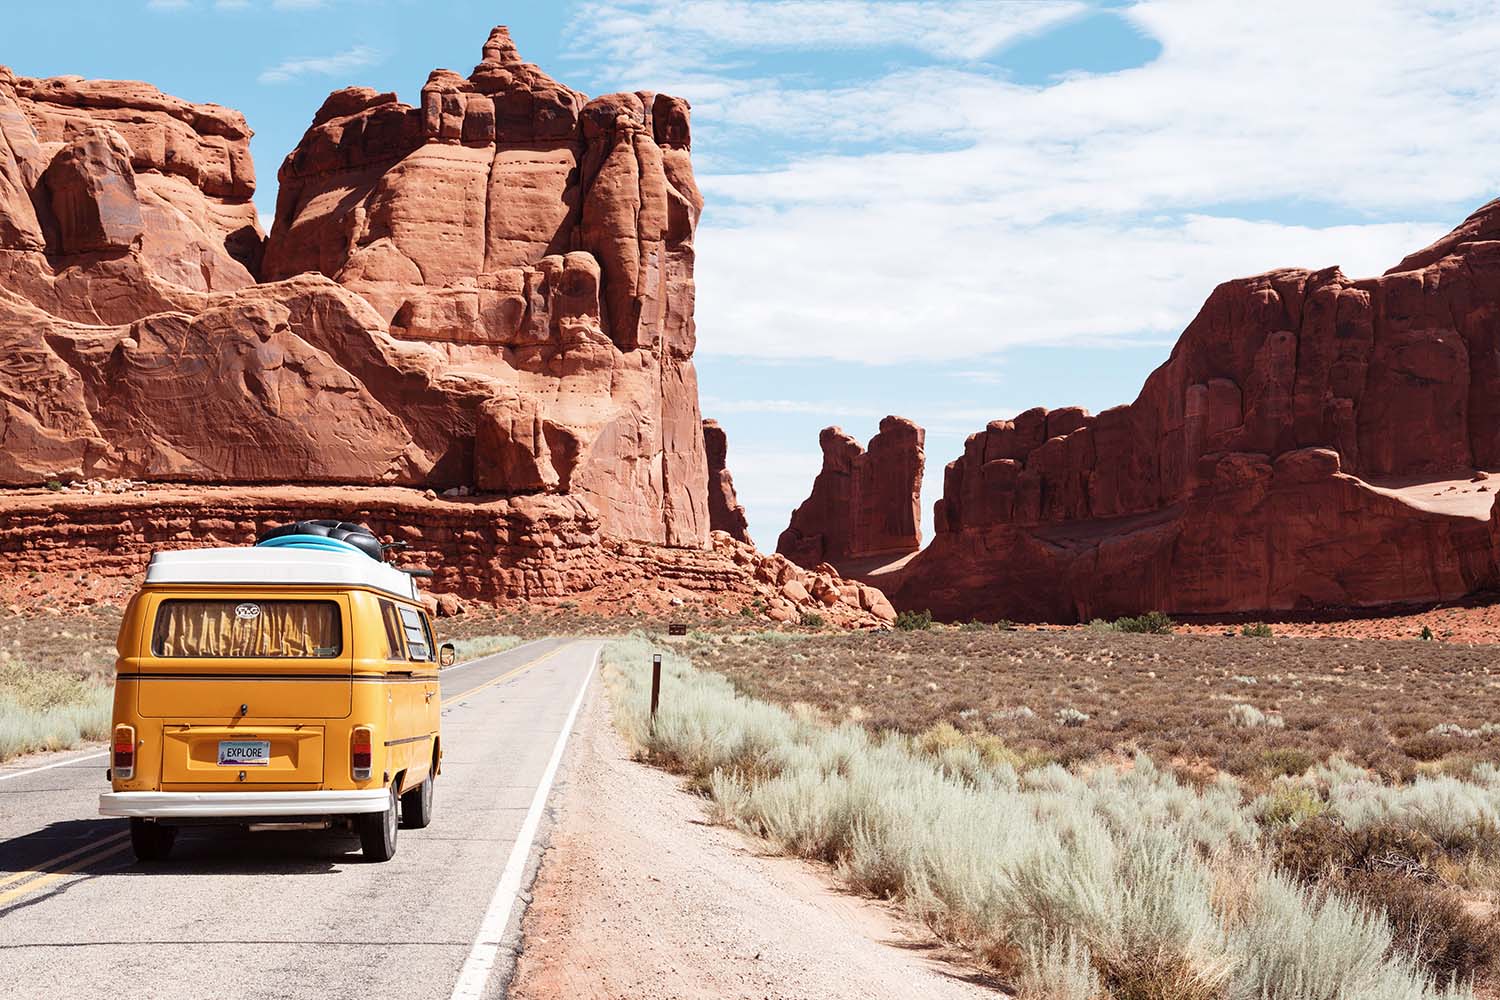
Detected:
left=145, top=547, right=420, bottom=602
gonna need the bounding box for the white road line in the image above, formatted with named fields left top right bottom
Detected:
left=0, top=750, right=108, bottom=785
left=448, top=644, right=598, bottom=1000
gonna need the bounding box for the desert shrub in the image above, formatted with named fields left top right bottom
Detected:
left=1111, top=611, right=1174, bottom=634
left=894, top=609, right=933, bottom=631
left=1254, top=747, right=1317, bottom=778
left=959, top=619, right=988, bottom=631
left=603, top=637, right=1468, bottom=1000
left=1230, top=871, right=1462, bottom=1000
left=1055, top=707, right=1090, bottom=727
left=1014, top=933, right=1101, bottom=1000
left=1274, top=816, right=1498, bottom=980
left=1258, top=785, right=1330, bottom=828
left=1306, top=766, right=1500, bottom=857
left=798, top=611, right=825, bottom=628
left=44, top=479, right=63, bottom=491
left=0, top=656, right=113, bottom=761
left=1240, top=622, right=1274, bottom=638
left=1421, top=625, right=1435, bottom=641
left=1342, top=870, right=1500, bottom=980
left=1402, top=732, right=1461, bottom=763
left=1229, top=703, right=1284, bottom=729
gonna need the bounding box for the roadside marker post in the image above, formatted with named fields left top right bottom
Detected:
left=650, top=653, right=662, bottom=724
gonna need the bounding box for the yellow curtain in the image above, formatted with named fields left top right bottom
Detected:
left=153, top=600, right=341, bottom=658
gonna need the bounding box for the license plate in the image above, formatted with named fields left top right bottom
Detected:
left=218, top=740, right=271, bottom=767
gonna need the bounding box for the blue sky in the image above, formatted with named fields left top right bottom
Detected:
left=7, top=1, right=1500, bottom=548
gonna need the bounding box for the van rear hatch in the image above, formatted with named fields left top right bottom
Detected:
left=135, top=595, right=352, bottom=720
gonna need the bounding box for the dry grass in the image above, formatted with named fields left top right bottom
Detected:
left=605, top=633, right=1479, bottom=1000
left=0, top=608, right=117, bottom=761
left=673, top=626, right=1500, bottom=780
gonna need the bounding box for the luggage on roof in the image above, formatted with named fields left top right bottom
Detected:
left=256, top=519, right=384, bottom=562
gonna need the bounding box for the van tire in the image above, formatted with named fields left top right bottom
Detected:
left=401, top=764, right=435, bottom=830
left=130, top=819, right=175, bottom=862
left=358, top=783, right=399, bottom=862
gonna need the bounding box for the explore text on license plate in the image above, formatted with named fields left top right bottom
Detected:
left=217, top=740, right=271, bottom=767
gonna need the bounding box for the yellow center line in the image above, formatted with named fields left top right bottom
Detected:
left=0, top=839, right=132, bottom=909
left=0, top=829, right=131, bottom=893
left=442, top=643, right=571, bottom=708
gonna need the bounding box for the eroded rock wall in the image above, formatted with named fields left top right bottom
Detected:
left=702, top=418, right=751, bottom=545
left=0, top=28, right=710, bottom=549
left=778, top=416, right=925, bottom=570
left=894, top=200, right=1500, bottom=621
left=259, top=28, right=708, bottom=545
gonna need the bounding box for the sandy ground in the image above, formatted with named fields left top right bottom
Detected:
left=509, top=683, right=997, bottom=1000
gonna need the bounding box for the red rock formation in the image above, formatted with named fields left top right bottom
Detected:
left=259, top=27, right=707, bottom=545
left=0, top=27, right=709, bottom=548
left=893, top=200, right=1500, bottom=621
left=778, top=416, right=925, bottom=570
left=702, top=418, right=751, bottom=544
left=0, top=29, right=902, bottom=627
left=0, top=485, right=890, bottom=627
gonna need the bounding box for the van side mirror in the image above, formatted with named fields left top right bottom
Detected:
left=439, top=643, right=456, bottom=668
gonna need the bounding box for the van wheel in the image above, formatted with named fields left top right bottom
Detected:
left=358, top=783, right=399, bottom=862
left=401, top=763, right=435, bottom=830
left=130, top=819, right=175, bottom=862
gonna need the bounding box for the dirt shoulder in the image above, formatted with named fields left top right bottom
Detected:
left=510, top=681, right=995, bottom=1000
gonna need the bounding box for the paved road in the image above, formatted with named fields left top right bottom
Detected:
left=0, top=637, right=599, bottom=1000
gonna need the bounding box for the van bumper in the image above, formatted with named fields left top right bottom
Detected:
left=100, top=789, right=389, bottom=819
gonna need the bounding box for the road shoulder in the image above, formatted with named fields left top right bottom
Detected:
left=508, top=674, right=996, bottom=1000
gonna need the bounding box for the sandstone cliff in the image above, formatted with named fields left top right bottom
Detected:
left=0, top=28, right=893, bottom=626
left=891, top=200, right=1500, bottom=621
left=778, top=416, right=925, bottom=570
left=0, top=28, right=707, bottom=547
left=703, top=418, right=751, bottom=545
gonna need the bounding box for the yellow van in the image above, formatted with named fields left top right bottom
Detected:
left=99, top=522, right=455, bottom=863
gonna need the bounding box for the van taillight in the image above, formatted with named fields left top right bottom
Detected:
left=113, top=725, right=136, bottom=780
left=351, top=726, right=373, bottom=781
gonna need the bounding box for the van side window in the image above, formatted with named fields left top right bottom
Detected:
left=378, top=600, right=405, bottom=660
left=398, top=606, right=432, bottom=662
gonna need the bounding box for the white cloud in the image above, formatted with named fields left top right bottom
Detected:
left=570, top=0, right=1500, bottom=364
left=146, top=0, right=192, bottom=9
left=697, top=212, right=1444, bottom=363
left=571, top=1, right=1085, bottom=77
left=271, top=0, right=326, bottom=7
left=258, top=44, right=379, bottom=84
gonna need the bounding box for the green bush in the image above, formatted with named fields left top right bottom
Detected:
left=1258, top=785, right=1328, bottom=827
left=894, top=608, right=933, bottom=631
left=1420, top=625, right=1435, bottom=641
left=1256, top=747, right=1317, bottom=778
left=1241, top=622, right=1274, bottom=638
left=1111, top=611, right=1174, bottom=634
left=798, top=610, right=825, bottom=628
left=44, top=479, right=63, bottom=492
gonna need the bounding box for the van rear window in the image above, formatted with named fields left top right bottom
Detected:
left=152, top=600, right=343, bottom=658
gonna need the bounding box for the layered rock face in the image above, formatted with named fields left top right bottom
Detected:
left=0, top=28, right=709, bottom=548
left=702, top=418, right=751, bottom=544
left=0, top=486, right=889, bottom=626
left=778, top=416, right=925, bottom=570
left=259, top=27, right=707, bottom=545
left=893, top=200, right=1500, bottom=621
